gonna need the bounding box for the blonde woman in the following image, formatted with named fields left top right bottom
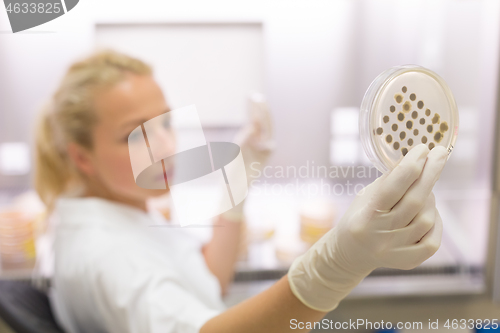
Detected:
left=35, top=50, right=447, bottom=333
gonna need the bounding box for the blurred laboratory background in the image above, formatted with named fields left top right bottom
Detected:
left=0, top=0, right=500, bottom=332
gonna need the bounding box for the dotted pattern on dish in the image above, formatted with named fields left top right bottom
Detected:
left=373, top=85, right=450, bottom=156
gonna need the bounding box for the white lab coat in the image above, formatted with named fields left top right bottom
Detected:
left=49, top=197, right=225, bottom=333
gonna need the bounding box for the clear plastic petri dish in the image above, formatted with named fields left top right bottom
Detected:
left=359, top=65, right=459, bottom=173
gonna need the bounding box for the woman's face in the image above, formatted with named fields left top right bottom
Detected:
left=83, top=74, right=175, bottom=203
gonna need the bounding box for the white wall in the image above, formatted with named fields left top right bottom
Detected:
left=0, top=3, right=94, bottom=188
left=90, top=0, right=357, bottom=167
left=95, top=23, right=265, bottom=127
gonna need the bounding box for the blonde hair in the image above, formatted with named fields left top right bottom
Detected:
left=34, top=50, right=152, bottom=210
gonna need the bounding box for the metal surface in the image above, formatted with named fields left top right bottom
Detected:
left=489, top=26, right=500, bottom=304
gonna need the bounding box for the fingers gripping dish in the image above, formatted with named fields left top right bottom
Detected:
left=287, top=66, right=455, bottom=312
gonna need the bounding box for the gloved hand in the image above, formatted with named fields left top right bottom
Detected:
left=288, top=144, right=448, bottom=312
left=236, top=93, right=275, bottom=175
left=219, top=93, right=274, bottom=222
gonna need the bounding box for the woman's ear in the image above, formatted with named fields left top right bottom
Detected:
left=67, top=142, right=95, bottom=176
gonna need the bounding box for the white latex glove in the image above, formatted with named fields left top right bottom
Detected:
left=219, top=93, right=274, bottom=222
left=288, top=144, right=448, bottom=312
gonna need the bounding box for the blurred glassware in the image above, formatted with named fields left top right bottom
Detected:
left=274, top=235, right=309, bottom=265
left=299, top=199, right=335, bottom=244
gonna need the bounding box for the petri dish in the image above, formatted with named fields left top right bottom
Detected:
left=359, top=65, right=459, bottom=173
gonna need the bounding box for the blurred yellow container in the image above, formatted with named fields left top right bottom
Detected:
left=0, top=210, right=37, bottom=270
left=299, top=199, right=335, bottom=244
